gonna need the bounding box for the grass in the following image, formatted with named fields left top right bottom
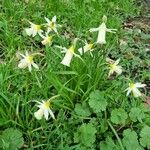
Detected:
left=0, top=0, right=150, bottom=149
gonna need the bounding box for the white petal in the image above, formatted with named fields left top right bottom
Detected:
left=18, top=53, right=26, bottom=58
left=132, top=88, right=142, bottom=97
left=126, top=88, right=131, bottom=96
left=29, top=21, right=34, bottom=25
left=44, top=109, right=49, bottom=120
left=28, top=64, right=32, bottom=72
left=47, top=28, right=52, bottom=33
left=32, top=62, right=39, bottom=70
left=41, top=39, right=47, bottom=45
left=41, top=37, right=52, bottom=45
left=57, top=24, right=62, bottom=27
left=52, top=16, right=56, bottom=22
left=18, top=59, right=28, bottom=69
left=48, top=109, right=55, bottom=119
left=25, top=51, right=29, bottom=56
left=37, top=103, right=43, bottom=108
left=97, top=24, right=107, bottom=44
left=135, top=83, right=146, bottom=88
left=38, top=30, right=43, bottom=37
left=78, top=47, right=83, bottom=55
left=114, top=59, right=120, bottom=65
left=53, top=27, right=58, bottom=34
left=25, top=28, right=33, bottom=36
left=97, top=23, right=107, bottom=43
left=55, top=45, right=67, bottom=52
left=106, top=58, right=114, bottom=63
left=78, top=44, right=91, bottom=55
left=61, top=51, right=73, bottom=67
left=89, top=27, right=100, bottom=32
left=115, top=66, right=122, bottom=75
left=42, top=100, right=46, bottom=104
left=34, top=109, right=44, bottom=120
left=108, top=69, right=114, bottom=77
left=32, top=29, right=38, bottom=37
left=39, top=33, right=45, bottom=39
left=106, top=28, right=117, bottom=33
left=45, top=17, right=50, bottom=23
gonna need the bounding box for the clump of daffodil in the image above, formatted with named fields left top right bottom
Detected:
left=89, top=15, right=117, bottom=44
left=34, top=95, right=59, bottom=120
left=78, top=40, right=94, bottom=55
left=45, top=16, right=61, bottom=34
left=40, top=33, right=53, bottom=46
left=55, top=38, right=81, bottom=67
left=25, top=21, right=43, bottom=37
left=106, top=58, right=122, bottom=77
left=17, top=51, right=39, bottom=72
left=125, top=82, right=146, bottom=97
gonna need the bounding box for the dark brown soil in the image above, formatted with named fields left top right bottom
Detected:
left=124, top=0, right=150, bottom=33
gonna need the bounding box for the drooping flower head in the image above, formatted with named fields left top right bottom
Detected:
left=25, top=21, right=43, bottom=37
left=89, top=15, right=117, bottom=44
left=106, top=58, right=122, bottom=77
left=125, top=82, right=146, bottom=97
left=45, top=16, right=61, bottom=34
left=78, top=40, right=94, bottom=55
left=17, top=51, right=39, bottom=72
left=39, top=33, right=53, bottom=46
left=55, top=38, right=81, bottom=67
left=34, top=95, right=59, bottom=120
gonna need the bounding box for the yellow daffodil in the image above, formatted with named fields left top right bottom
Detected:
left=106, top=58, right=122, bottom=77
left=18, top=51, right=39, bottom=72
left=125, top=82, right=146, bottom=97
left=55, top=39, right=81, bottom=67
left=25, top=21, right=43, bottom=37
left=89, top=15, right=117, bottom=44
left=34, top=100, right=55, bottom=120
left=45, top=16, right=61, bottom=34
left=78, top=41, right=94, bottom=55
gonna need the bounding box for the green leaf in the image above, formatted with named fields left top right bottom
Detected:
left=0, top=128, right=24, bottom=150
left=74, top=102, right=91, bottom=117
left=88, top=90, right=107, bottom=113
left=122, top=129, right=143, bottom=150
left=74, top=123, right=97, bottom=147
left=140, top=126, right=150, bottom=149
left=75, top=145, right=95, bottom=150
left=129, top=107, right=145, bottom=122
left=100, top=137, right=120, bottom=150
left=110, top=108, right=128, bottom=124
left=99, top=119, right=108, bottom=133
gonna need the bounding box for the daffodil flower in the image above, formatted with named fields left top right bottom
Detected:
left=55, top=39, right=81, bottom=67
left=125, top=82, right=146, bottom=97
left=89, top=15, right=117, bottom=44
left=34, top=95, right=59, bottom=120
left=40, top=33, right=53, bottom=46
left=45, top=16, right=61, bottom=34
left=78, top=41, right=94, bottom=55
left=56, top=45, right=80, bottom=67
left=34, top=100, right=55, bottom=120
left=18, top=51, right=39, bottom=72
left=106, top=58, right=122, bottom=77
left=25, top=21, right=43, bottom=37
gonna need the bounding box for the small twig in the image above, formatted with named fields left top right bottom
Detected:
left=117, top=125, right=125, bottom=132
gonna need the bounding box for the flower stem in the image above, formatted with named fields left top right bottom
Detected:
left=48, top=95, right=60, bottom=102
left=107, top=120, right=125, bottom=150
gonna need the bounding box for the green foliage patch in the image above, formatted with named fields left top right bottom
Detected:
left=0, top=0, right=149, bottom=149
